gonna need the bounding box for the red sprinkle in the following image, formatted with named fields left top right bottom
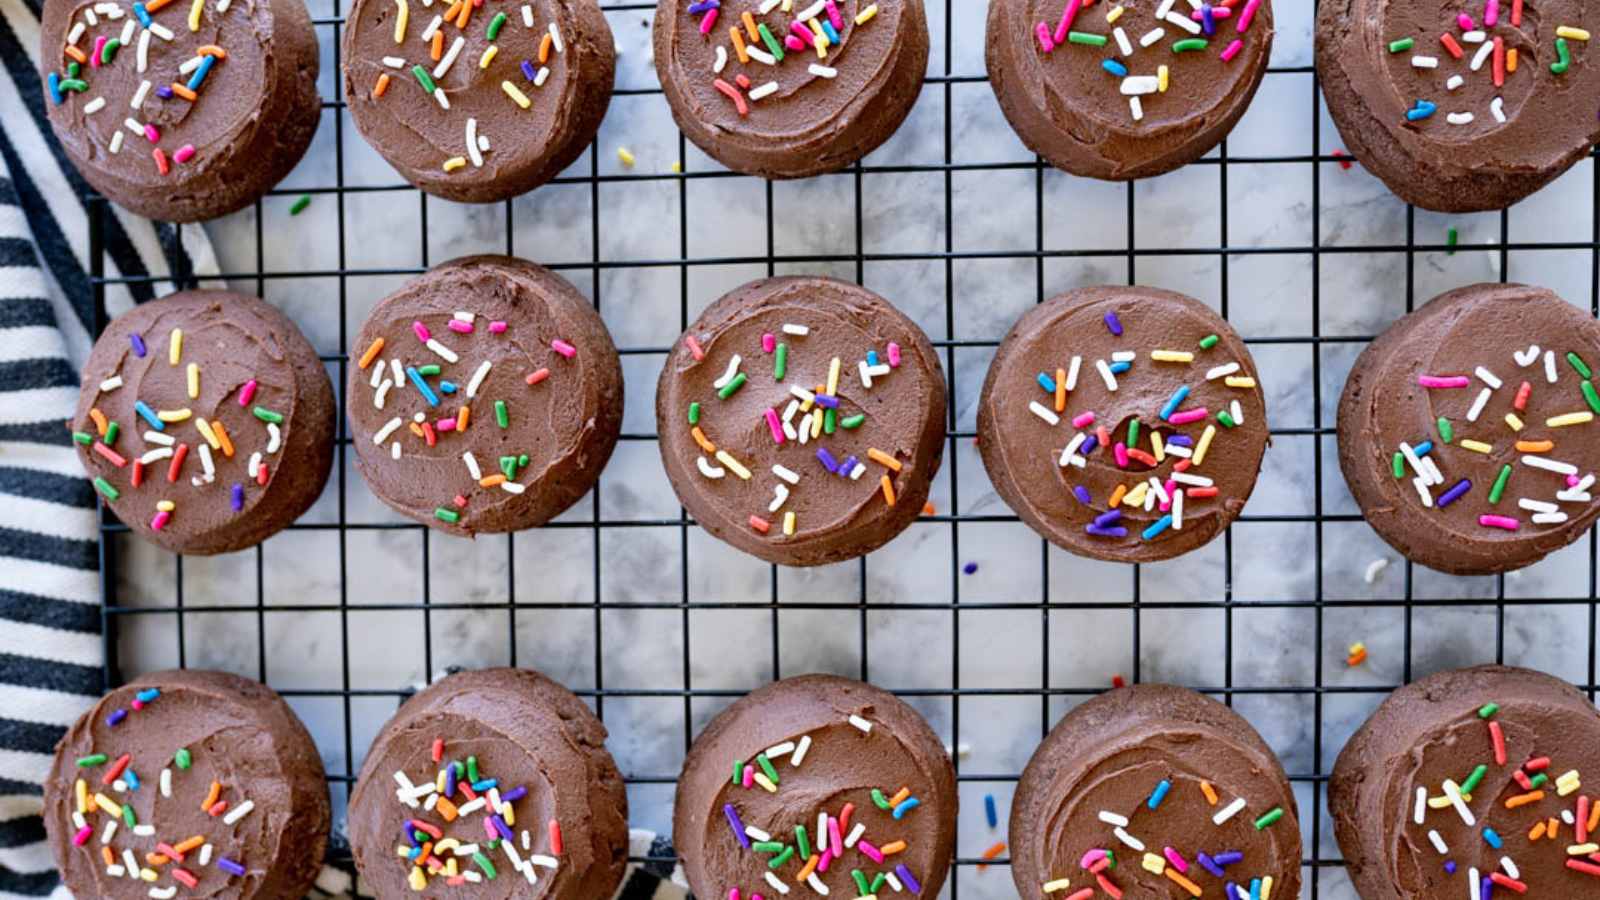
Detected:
left=548, top=819, right=563, bottom=856
left=713, top=79, right=748, bottom=115
left=152, top=147, right=169, bottom=175
left=525, top=368, right=550, bottom=385
left=1514, top=770, right=1533, bottom=790
left=131, top=460, right=144, bottom=488
left=454, top=494, right=467, bottom=507
left=1489, top=720, right=1506, bottom=765
left=1527, top=757, right=1552, bottom=771
left=422, top=422, right=437, bottom=447
left=1441, top=33, right=1464, bottom=58
left=1112, top=675, right=1126, bottom=689
left=93, top=442, right=128, bottom=467
left=1514, top=381, right=1532, bottom=411
left=208, top=800, right=228, bottom=817
left=257, top=462, right=269, bottom=486
left=102, top=753, right=131, bottom=785
left=431, top=739, right=443, bottom=763
left=156, top=842, right=185, bottom=863
left=1186, top=487, right=1220, bottom=498
left=839, top=802, right=854, bottom=837
left=749, top=515, right=771, bottom=533
left=1489, top=873, right=1527, bottom=893
left=685, top=334, right=705, bottom=361
left=1331, top=149, right=1353, bottom=170
left=167, top=443, right=188, bottom=482
left=171, top=869, right=198, bottom=889
left=1567, top=859, right=1600, bottom=877
left=1097, top=873, right=1124, bottom=900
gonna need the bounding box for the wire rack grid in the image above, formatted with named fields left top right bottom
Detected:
left=85, top=0, right=1600, bottom=898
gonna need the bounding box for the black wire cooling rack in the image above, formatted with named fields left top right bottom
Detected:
left=85, top=0, right=1600, bottom=897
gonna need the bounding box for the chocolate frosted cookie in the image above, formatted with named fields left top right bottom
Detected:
left=986, top=0, right=1275, bottom=180
left=43, top=670, right=331, bottom=900
left=978, top=286, right=1269, bottom=563
left=653, top=0, right=929, bottom=179
left=348, top=668, right=628, bottom=900
left=40, top=0, right=320, bottom=222
left=1011, top=684, right=1301, bottom=900
left=342, top=0, right=614, bottom=202
left=1330, top=665, right=1600, bottom=900
left=674, top=675, right=958, bottom=900
left=1337, top=283, right=1600, bottom=575
left=655, top=276, right=946, bottom=566
left=348, top=256, right=623, bottom=536
left=1317, top=0, right=1599, bottom=212
left=75, top=289, right=336, bottom=555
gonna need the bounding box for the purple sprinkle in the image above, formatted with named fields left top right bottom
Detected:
left=962, top=562, right=977, bottom=575
left=129, top=333, right=147, bottom=357
left=816, top=448, right=839, bottom=472
left=1445, top=860, right=1457, bottom=874
left=1081, top=435, right=1098, bottom=455
left=1104, top=312, right=1123, bottom=335
left=813, top=393, right=840, bottom=409
left=1215, top=851, right=1244, bottom=866
left=1480, top=873, right=1493, bottom=900
left=1437, top=479, right=1472, bottom=507
left=404, top=822, right=419, bottom=846
left=1085, top=525, right=1129, bottom=537
left=724, top=804, right=750, bottom=848
left=1226, top=883, right=1242, bottom=900
left=155, top=85, right=173, bottom=99
left=107, top=708, right=127, bottom=726
left=1167, top=434, right=1194, bottom=447
left=1201, top=3, right=1216, bottom=34
left=492, top=814, right=515, bottom=841
left=894, top=865, right=922, bottom=894
left=839, top=455, right=858, bottom=477
left=1198, top=852, right=1225, bottom=877
left=231, top=483, right=244, bottom=511
left=687, top=0, right=719, bottom=10
left=521, top=60, right=538, bottom=80
left=217, top=857, right=247, bottom=877
left=1093, top=509, right=1122, bottom=527
left=444, top=760, right=457, bottom=798
left=499, top=786, right=527, bottom=803
left=1072, top=485, right=1092, bottom=504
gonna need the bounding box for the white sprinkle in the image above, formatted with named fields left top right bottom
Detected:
left=1545, top=350, right=1559, bottom=383
left=1166, top=10, right=1201, bottom=33
left=1412, top=55, right=1438, bottom=67
left=500, top=480, right=526, bottom=494
left=764, top=871, right=790, bottom=895
left=1098, top=811, right=1129, bottom=827
left=848, top=714, right=873, bottom=733
left=1156, top=0, right=1177, bottom=16
left=548, top=21, right=563, bottom=52
left=149, top=887, right=177, bottom=899
left=102, top=819, right=119, bottom=843
left=1206, top=362, right=1240, bottom=380
left=1413, top=475, right=1434, bottom=507
left=266, top=422, right=281, bottom=454
left=1524, top=455, right=1579, bottom=476
left=884, top=872, right=903, bottom=893
left=461, top=361, right=492, bottom=399
left=758, top=0, right=781, bottom=11
left=1113, top=25, right=1132, bottom=55
left=522, top=831, right=531, bottom=851
left=792, top=735, right=812, bottom=766
left=782, top=323, right=810, bottom=336
left=769, top=484, right=789, bottom=512
left=773, top=465, right=800, bottom=485
left=1470, top=40, right=1494, bottom=71
left=68, top=21, right=86, bottom=43
left=466, top=118, right=483, bottom=167
left=1059, top=432, right=1087, bottom=467
left=119, top=17, right=134, bottom=41
left=422, top=14, right=443, bottom=40
left=1066, top=356, right=1081, bottom=390
left=1096, top=359, right=1119, bottom=391
left=1230, top=399, right=1243, bottom=425
left=796, top=0, right=826, bottom=20
left=1501, top=857, right=1520, bottom=880
left=747, top=45, right=777, bottom=64
left=1165, top=444, right=1193, bottom=458
left=125, top=117, right=145, bottom=136
left=714, top=45, right=727, bottom=73
left=1533, top=512, right=1570, bottom=524
left=1128, top=96, right=1143, bottom=121
left=534, top=67, right=550, bottom=87
left=383, top=55, right=406, bottom=67
left=749, top=81, right=779, bottom=100
left=1474, top=366, right=1502, bottom=389
left=845, top=822, right=866, bottom=849
left=373, top=417, right=403, bottom=444
left=197, top=442, right=215, bottom=477
left=1148, top=477, right=1170, bottom=506
left=130, top=80, right=152, bottom=110
left=1172, top=488, right=1184, bottom=530
left=374, top=379, right=393, bottom=409
left=457, top=798, right=487, bottom=816
left=1447, top=74, right=1464, bottom=90
left=521, top=4, right=532, bottom=27
left=148, top=22, right=173, bottom=40
left=808, top=873, right=831, bottom=895
left=109, top=131, right=124, bottom=154
left=132, top=824, right=155, bottom=835
left=745, top=826, right=771, bottom=842
left=1491, top=97, right=1506, bottom=123
left=426, top=338, right=459, bottom=362
left=714, top=355, right=742, bottom=388
left=84, top=7, right=97, bottom=23
left=1428, top=829, right=1449, bottom=853
left=73, top=811, right=88, bottom=830
left=248, top=451, right=262, bottom=479
left=434, top=36, right=465, bottom=78
left=808, top=63, right=837, bottom=78
left=1121, top=75, right=1158, bottom=95
left=391, top=441, right=401, bottom=460
left=1447, top=112, right=1475, bottom=125
left=1514, top=344, right=1542, bottom=367
left=1111, top=351, right=1136, bottom=363
left=144, top=430, right=174, bottom=446
left=453, top=844, right=481, bottom=857
left=1462, top=29, right=1487, bottom=42
left=139, top=447, right=173, bottom=465
left=123, top=849, right=139, bottom=879
left=1467, top=387, right=1492, bottom=422
left=797, top=412, right=812, bottom=445
left=1113, top=827, right=1145, bottom=851
left=818, top=812, right=830, bottom=854
left=528, top=854, right=557, bottom=868
left=179, top=55, right=204, bottom=74
left=1468, top=868, right=1480, bottom=900
left=223, top=800, right=255, bottom=824
left=1029, top=401, right=1060, bottom=425
left=423, top=792, right=439, bottom=811
left=1213, top=798, right=1246, bottom=824
left=217, top=0, right=231, bottom=12
left=1172, top=472, right=1213, bottom=487
left=765, top=741, right=796, bottom=759
left=1519, top=498, right=1559, bottom=514
left=1139, top=27, right=1165, bottom=46
left=696, top=456, right=726, bottom=479
left=1444, top=779, right=1475, bottom=826
left=136, top=28, right=151, bottom=70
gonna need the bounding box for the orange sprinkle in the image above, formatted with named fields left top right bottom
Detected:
left=1109, top=483, right=1128, bottom=508
left=796, top=854, right=820, bottom=882
left=1531, top=821, right=1547, bottom=840
left=1055, top=367, right=1066, bottom=412
left=741, top=10, right=759, bottom=40
left=889, top=787, right=911, bottom=807
left=455, top=1, right=470, bottom=29
left=730, top=27, right=749, bottom=62
left=880, top=475, right=896, bottom=506
left=978, top=842, right=1005, bottom=871
left=1166, top=868, right=1203, bottom=898
left=146, top=852, right=170, bottom=866
left=172, top=836, right=204, bottom=854
left=539, top=32, right=552, bottom=64
left=436, top=796, right=459, bottom=821
left=443, top=0, right=461, bottom=18
left=195, top=44, right=226, bottom=57
left=101, top=846, right=115, bottom=866
left=144, top=0, right=174, bottom=10
left=1348, top=648, right=1368, bottom=667
left=200, top=782, right=220, bottom=812
left=456, top=405, right=469, bottom=431
left=212, top=420, right=234, bottom=457
left=64, top=44, right=87, bottom=63
left=373, top=72, right=390, bottom=97
left=1200, top=781, right=1218, bottom=805
left=1516, top=440, right=1553, bottom=453
left=431, top=30, right=444, bottom=61
left=170, top=83, right=198, bottom=101
left=1506, top=791, right=1545, bottom=808
left=358, top=337, right=385, bottom=368
left=921, top=502, right=935, bottom=516
left=880, top=840, right=906, bottom=855
left=478, top=475, right=508, bottom=487
left=1507, top=48, right=1518, bottom=72
left=1588, top=797, right=1600, bottom=834
left=1550, top=817, right=1561, bottom=839
left=691, top=426, right=716, bottom=453
left=89, top=407, right=108, bottom=435
left=867, top=448, right=902, bottom=471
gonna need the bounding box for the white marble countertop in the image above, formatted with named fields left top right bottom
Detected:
left=106, top=1, right=1600, bottom=897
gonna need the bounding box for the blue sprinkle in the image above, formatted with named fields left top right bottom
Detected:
left=1225, top=883, right=1242, bottom=900
left=1483, top=828, right=1502, bottom=849
left=125, top=769, right=139, bottom=790
left=48, top=72, right=63, bottom=104
left=1214, top=851, right=1244, bottom=866
left=1094, top=509, right=1122, bottom=527
left=1037, top=372, right=1057, bottom=392
left=1159, top=385, right=1191, bottom=421
left=867, top=351, right=879, bottom=367
left=439, top=380, right=458, bottom=394
left=1109, top=361, right=1131, bottom=374
left=892, top=797, right=920, bottom=819
left=1082, top=435, right=1099, bottom=455
left=187, top=53, right=216, bottom=92
left=1104, top=312, right=1123, bottom=335
left=472, top=778, right=498, bottom=791
left=1414, top=441, right=1434, bottom=456
left=1086, top=524, right=1129, bottom=536
left=1444, top=860, right=1457, bottom=874
left=133, top=1, right=151, bottom=24
left=1148, top=779, right=1171, bottom=809
left=1102, top=59, right=1128, bottom=77
left=218, top=857, right=247, bottom=877
left=134, top=400, right=164, bottom=430
left=985, top=794, right=997, bottom=828
left=1167, top=434, right=1194, bottom=447
left=816, top=448, right=839, bottom=472
left=406, top=366, right=441, bottom=406
left=1201, top=4, right=1216, bottom=35
left=1142, top=516, right=1174, bottom=540
left=1406, top=100, right=1437, bottom=121
left=821, top=19, right=839, bottom=43
left=840, top=456, right=858, bottom=476
left=813, top=393, right=840, bottom=409
left=135, top=688, right=159, bottom=703
left=686, top=0, right=719, bottom=11
left=1250, top=879, right=1262, bottom=900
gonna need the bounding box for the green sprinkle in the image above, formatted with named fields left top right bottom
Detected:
left=1391, top=452, right=1405, bottom=478
left=104, top=421, right=119, bottom=446
left=73, top=431, right=93, bottom=445
left=518, top=453, right=530, bottom=467
left=1106, top=849, right=1115, bottom=868
left=1584, top=381, right=1600, bottom=414
left=67, top=61, right=80, bottom=78
left=473, top=852, right=498, bottom=879
left=501, top=456, right=518, bottom=480
left=823, top=407, right=836, bottom=434
left=1437, top=417, right=1453, bottom=443
left=76, top=754, right=108, bottom=767
left=732, top=759, right=743, bottom=785
left=1489, top=465, right=1512, bottom=505
left=718, top=372, right=747, bottom=399
left=252, top=406, right=283, bottom=424
left=1218, top=411, right=1237, bottom=428
left=751, top=842, right=784, bottom=853
left=418, top=364, right=442, bottom=376
left=852, top=870, right=871, bottom=896
left=122, top=805, right=136, bottom=828
left=1199, top=334, right=1220, bottom=350
left=871, top=788, right=892, bottom=810
left=768, top=846, right=796, bottom=868
left=487, top=839, right=501, bottom=850
left=1461, top=763, right=1488, bottom=794
left=1172, top=38, right=1209, bottom=52
left=467, top=755, right=479, bottom=782
left=756, top=753, right=779, bottom=785
left=795, top=824, right=810, bottom=859
left=1478, top=702, right=1500, bottom=718
left=1127, top=419, right=1140, bottom=448
left=1446, top=227, right=1458, bottom=255
left=486, top=10, right=507, bottom=39
left=758, top=22, right=784, bottom=60
left=288, top=194, right=311, bottom=216
left=99, top=37, right=120, bottom=64
left=175, top=748, right=191, bottom=770
left=774, top=343, right=787, bottom=381
left=435, top=508, right=461, bottom=523
left=495, top=400, right=509, bottom=428
left=1253, top=808, right=1284, bottom=829
left=870, top=874, right=887, bottom=895
left=92, top=477, right=119, bottom=500
left=1067, top=31, right=1108, bottom=46
left=689, top=402, right=701, bottom=425
left=58, top=78, right=88, bottom=93
left=1531, top=773, right=1549, bottom=789
left=1388, top=37, right=1415, bottom=53
left=841, top=414, right=866, bottom=429
left=413, top=65, right=436, bottom=93
left=1570, top=353, right=1593, bottom=379
left=1551, top=37, right=1571, bottom=74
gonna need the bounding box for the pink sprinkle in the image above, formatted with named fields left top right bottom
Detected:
left=785, top=34, right=805, bottom=51
left=151, top=510, right=170, bottom=531
left=1236, top=0, right=1260, bottom=32
left=790, top=20, right=815, bottom=45
left=484, top=817, right=498, bottom=841
left=489, top=321, right=508, bottom=333
left=551, top=339, right=576, bottom=358
left=859, top=841, right=885, bottom=864
left=762, top=332, right=776, bottom=354
left=887, top=342, right=901, bottom=367
left=131, top=698, right=143, bottom=710
left=1457, top=12, right=1475, bottom=28
left=1168, top=408, right=1210, bottom=425
left=1485, top=0, right=1498, bottom=26
left=1418, top=375, right=1470, bottom=388
left=239, top=379, right=257, bottom=406
left=742, top=765, right=754, bottom=788
left=1081, top=848, right=1107, bottom=868
left=438, top=418, right=456, bottom=432
left=92, top=35, right=107, bottom=67
left=1162, top=479, right=1177, bottom=510
left=1036, top=21, right=1055, bottom=52
left=143, top=124, right=160, bottom=143
left=1164, top=847, right=1188, bottom=873
left=447, top=319, right=474, bottom=333
left=699, top=6, right=717, bottom=34
left=816, top=846, right=832, bottom=873
left=1479, top=514, right=1520, bottom=530
left=1072, top=411, right=1096, bottom=428
left=1220, top=38, right=1243, bottom=61
left=1054, top=0, right=1081, bottom=44
left=1191, top=4, right=1231, bottom=18
left=1569, top=475, right=1583, bottom=487
left=173, top=144, right=195, bottom=164
left=765, top=408, right=785, bottom=444
left=828, top=816, right=842, bottom=853
left=412, top=321, right=431, bottom=342
left=686, top=335, right=705, bottom=361
left=824, top=0, right=842, bottom=29
left=72, top=825, right=93, bottom=846
left=1114, top=442, right=1129, bottom=468
left=729, top=891, right=740, bottom=900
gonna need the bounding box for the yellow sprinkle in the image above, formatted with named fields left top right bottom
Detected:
left=169, top=327, right=182, bottom=365
left=1124, top=482, right=1149, bottom=507
left=1150, top=350, right=1194, bottom=363
left=185, top=362, right=199, bottom=398
left=1158, top=64, right=1169, bottom=92
left=618, top=147, right=635, bottom=166
left=1349, top=641, right=1365, bottom=654
left=156, top=408, right=192, bottom=422
left=186, top=0, right=202, bottom=30
left=446, top=858, right=458, bottom=877
left=1427, top=794, right=1462, bottom=809
left=783, top=511, right=795, bottom=535
left=827, top=357, right=841, bottom=395
left=1151, top=431, right=1165, bottom=463
left=75, top=779, right=88, bottom=815
left=1460, top=439, right=1493, bottom=454
left=1556, top=26, right=1590, bottom=40
left=1505, top=413, right=1524, bottom=432
left=93, top=793, right=123, bottom=817
left=502, top=801, right=514, bottom=826
left=715, top=450, right=752, bottom=480
left=408, top=865, right=427, bottom=891
left=753, top=772, right=778, bottom=792
left=1558, top=770, right=1581, bottom=785
left=156, top=500, right=176, bottom=512
left=1548, top=412, right=1595, bottom=427
left=1042, top=881, right=1072, bottom=894
left=395, top=846, right=411, bottom=858
left=141, top=868, right=159, bottom=883
left=854, top=4, right=877, bottom=25
left=434, top=838, right=459, bottom=854
left=500, top=80, right=531, bottom=108
left=393, top=0, right=408, bottom=43
left=478, top=45, right=497, bottom=68
left=1193, top=423, right=1217, bottom=466
left=436, top=770, right=447, bottom=792
left=1224, top=376, right=1257, bottom=388
left=1262, top=876, right=1273, bottom=900
left=670, top=161, right=682, bottom=173
left=442, top=156, right=467, bottom=172
left=810, top=18, right=828, bottom=51
left=1141, top=852, right=1166, bottom=874
left=810, top=409, right=823, bottom=439
left=1106, top=4, right=1124, bottom=22
left=1569, top=843, right=1600, bottom=855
